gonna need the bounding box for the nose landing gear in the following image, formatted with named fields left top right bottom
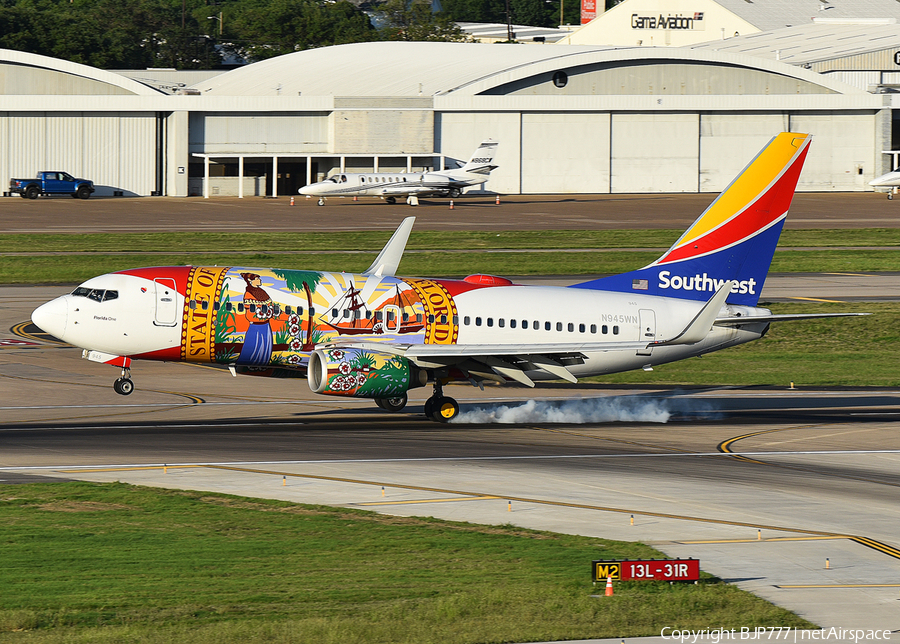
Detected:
left=113, top=367, right=134, bottom=396
left=423, top=379, right=459, bottom=423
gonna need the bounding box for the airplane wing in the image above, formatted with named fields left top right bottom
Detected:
left=319, top=283, right=736, bottom=388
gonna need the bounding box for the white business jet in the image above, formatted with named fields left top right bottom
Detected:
left=298, top=140, right=498, bottom=206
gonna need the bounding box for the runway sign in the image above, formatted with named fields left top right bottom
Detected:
left=592, top=559, right=699, bottom=582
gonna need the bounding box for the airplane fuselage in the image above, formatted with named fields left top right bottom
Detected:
left=36, top=266, right=768, bottom=385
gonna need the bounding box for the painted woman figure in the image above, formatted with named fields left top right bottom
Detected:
left=237, top=272, right=275, bottom=365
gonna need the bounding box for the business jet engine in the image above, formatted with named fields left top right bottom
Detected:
left=307, top=348, right=427, bottom=398
left=420, top=173, right=461, bottom=198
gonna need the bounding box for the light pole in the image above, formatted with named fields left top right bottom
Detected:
left=207, top=12, right=223, bottom=36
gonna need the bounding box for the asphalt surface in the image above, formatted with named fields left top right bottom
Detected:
left=1, top=192, right=900, bottom=233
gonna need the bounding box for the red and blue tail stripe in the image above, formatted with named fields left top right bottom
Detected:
left=572, top=133, right=812, bottom=306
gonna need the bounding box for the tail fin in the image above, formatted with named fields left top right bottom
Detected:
left=460, top=140, right=499, bottom=175
left=571, top=132, right=812, bottom=306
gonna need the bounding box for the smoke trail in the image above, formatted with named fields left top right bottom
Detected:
left=452, top=396, right=676, bottom=425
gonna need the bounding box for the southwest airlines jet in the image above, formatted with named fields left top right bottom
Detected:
left=298, top=140, right=498, bottom=206
left=32, top=133, right=861, bottom=422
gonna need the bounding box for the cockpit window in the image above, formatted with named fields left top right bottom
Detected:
left=326, top=176, right=338, bottom=183
left=71, top=286, right=118, bottom=302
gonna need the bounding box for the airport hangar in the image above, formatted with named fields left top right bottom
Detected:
left=1, top=39, right=899, bottom=199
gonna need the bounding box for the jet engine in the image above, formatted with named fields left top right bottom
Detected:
left=307, top=347, right=426, bottom=397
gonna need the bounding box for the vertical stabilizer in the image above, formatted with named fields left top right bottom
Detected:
left=460, top=140, right=499, bottom=174
left=572, top=133, right=812, bottom=306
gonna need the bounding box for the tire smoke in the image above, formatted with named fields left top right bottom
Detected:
left=452, top=396, right=678, bottom=424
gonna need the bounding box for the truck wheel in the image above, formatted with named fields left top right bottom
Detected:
left=76, top=186, right=91, bottom=200
left=25, top=186, right=39, bottom=199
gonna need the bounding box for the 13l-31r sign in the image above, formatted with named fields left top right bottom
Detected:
left=592, top=559, right=699, bottom=582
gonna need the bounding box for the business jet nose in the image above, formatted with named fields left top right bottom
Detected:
left=32, top=296, right=68, bottom=340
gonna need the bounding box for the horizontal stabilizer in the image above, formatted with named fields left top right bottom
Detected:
left=715, top=312, right=870, bottom=326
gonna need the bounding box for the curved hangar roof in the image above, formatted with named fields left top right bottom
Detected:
left=193, top=41, right=864, bottom=97
left=0, top=48, right=163, bottom=96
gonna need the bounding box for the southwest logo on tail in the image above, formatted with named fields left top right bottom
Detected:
left=573, top=133, right=812, bottom=306
left=32, top=132, right=864, bottom=423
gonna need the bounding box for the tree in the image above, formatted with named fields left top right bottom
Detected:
left=377, top=0, right=470, bottom=42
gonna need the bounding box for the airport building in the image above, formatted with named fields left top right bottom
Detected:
left=3, top=23, right=900, bottom=197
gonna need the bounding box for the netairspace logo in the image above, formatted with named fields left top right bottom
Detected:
left=452, top=395, right=719, bottom=424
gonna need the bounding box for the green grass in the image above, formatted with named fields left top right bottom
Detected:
left=2, top=228, right=899, bottom=252
left=1, top=229, right=898, bottom=284
left=595, top=302, right=900, bottom=387
left=0, top=482, right=814, bottom=643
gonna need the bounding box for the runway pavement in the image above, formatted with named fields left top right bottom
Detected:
left=2, top=192, right=900, bottom=233
left=2, top=285, right=900, bottom=636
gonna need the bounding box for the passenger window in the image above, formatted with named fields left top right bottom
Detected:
left=332, top=308, right=338, bottom=317
left=487, top=318, right=493, bottom=327
left=428, top=314, right=435, bottom=323
left=189, top=300, right=197, bottom=310
left=544, top=321, right=551, bottom=331
left=238, top=303, right=244, bottom=313
left=498, top=319, right=505, bottom=328
left=387, top=310, right=396, bottom=321
left=464, top=316, right=470, bottom=325
left=202, top=301, right=209, bottom=311
left=102, top=290, right=118, bottom=302
left=375, top=311, right=383, bottom=321
left=475, top=317, right=482, bottom=326
left=285, top=305, right=292, bottom=315
left=226, top=303, right=233, bottom=311
left=568, top=323, right=574, bottom=332
left=416, top=313, right=422, bottom=323
left=213, top=302, right=220, bottom=311
left=453, top=315, right=459, bottom=325
left=579, top=323, right=585, bottom=333
left=439, top=314, right=447, bottom=324
left=249, top=304, right=256, bottom=313
left=309, top=307, right=315, bottom=316
left=556, top=322, right=563, bottom=332
left=510, top=319, right=516, bottom=329
left=533, top=321, right=539, bottom=330
left=402, top=312, right=409, bottom=322
left=613, top=325, right=619, bottom=335
left=590, top=324, right=596, bottom=333
left=602, top=324, right=608, bottom=334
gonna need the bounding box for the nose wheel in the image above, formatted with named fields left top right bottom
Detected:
left=424, top=380, right=459, bottom=422
left=317, top=198, right=325, bottom=206
left=113, top=368, right=134, bottom=396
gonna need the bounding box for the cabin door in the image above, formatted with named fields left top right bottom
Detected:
left=154, top=278, right=178, bottom=327
left=636, top=309, right=656, bottom=356
left=383, top=305, right=401, bottom=333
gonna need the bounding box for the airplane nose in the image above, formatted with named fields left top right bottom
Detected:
left=32, top=296, right=68, bottom=340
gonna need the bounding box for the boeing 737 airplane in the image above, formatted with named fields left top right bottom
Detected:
left=32, top=133, right=863, bottom=422
left=298, top=140, right=498, bottom=206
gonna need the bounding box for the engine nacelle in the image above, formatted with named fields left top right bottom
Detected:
left=307, top=348, right=426, bottom=398
left=420, top=172, right=452, bottom=189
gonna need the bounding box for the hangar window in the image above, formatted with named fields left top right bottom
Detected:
left=552, top=71, right=568, bottom=88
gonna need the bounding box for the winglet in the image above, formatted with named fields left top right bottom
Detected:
left=654, top=281, right=733, bottom=346
left=364, top=217, right=416, bottom=277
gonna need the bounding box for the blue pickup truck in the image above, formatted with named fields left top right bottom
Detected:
left=9, top=171, right=95, bottom=199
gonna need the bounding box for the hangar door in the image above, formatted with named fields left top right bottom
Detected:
left=611, top=114, right=699, bottom=193
left=520, top=113, right=610, bottom=194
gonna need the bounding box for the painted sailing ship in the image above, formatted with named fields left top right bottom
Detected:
left=322, top=282, right=425, bottom=336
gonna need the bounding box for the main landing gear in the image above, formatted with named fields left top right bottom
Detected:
left=113, top=367, right=134, bottom=396
left=375, top=393, right=408, bottom=412
left=423, top=379, right=459, bottom=423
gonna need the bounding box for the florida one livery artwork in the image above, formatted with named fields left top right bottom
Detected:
left=179, top=267, right=459, bottom=378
